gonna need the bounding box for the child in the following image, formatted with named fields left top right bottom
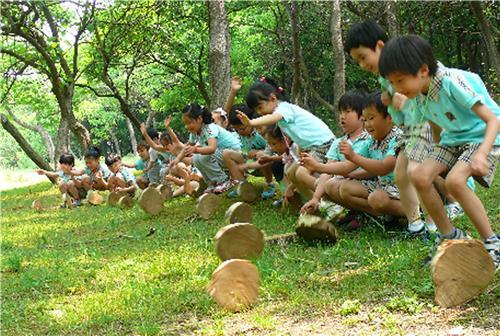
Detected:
left=300, top=90, right=371, bottom=216
left=73, top=146, right=111, bottom=195
left=172, top=103, right=241, bottom=194
left=140, top=127, right=163, bottom=185
left=36, top=153, right=81, bottom=207
left=224, top=104, right=275, bottom=198
left=237, top=77, right=335, bottom=198
left=105, top=153, right=137, bottom=195
left=379, top=35, right=500, bottom=266
left=121, top=142, right=155, bottom=189
left=325, top=92, right=404, bottom=229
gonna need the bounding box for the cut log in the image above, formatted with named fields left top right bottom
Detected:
left=192, top=179, right=208, bottom=198
left=31, top=199, right=44, bottom=211
left=87, top=191, right=103, bottom=206
left=157, top=184, right=173, bottom=201
left=197, top=193, right=221, bottom=219
left=214, top=223, right=265, bottom=261
left=207, top=259, right=259, bottom=312
left=224, top=202, right=253, bottom=225
left=107, top=191, right=126, bottom=206
left=118, top=195, right=135, bottom=209
left=138, top=186, right=164, bottom=215
left=431, top=239, right=495, bottom=308
left=295, top=214, right=338, bottom=244
left=237, top=181, right=259, bottom=203
left=265, top=232, right=297, bottom=245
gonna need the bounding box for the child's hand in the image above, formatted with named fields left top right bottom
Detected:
left=230, top=76, right=242, bottom=92
left=169, top=159, right=179, bottom=169
left=381, top=91, right=392, bottom=106
left=116, top=186, right=123, bottom=192
left=299, top=152, right=318, bottom=172
left=258, top=155, right=273, bottom=164
left=301, top=198, right=319, bottom=214
left=248, top=150, right=258, bottom=159
left=392, top=92, right=407, bottom=111
left=236, top=110, right=251, bottom=126
left=140, top=122, right=147, bottom=135
left=184, top=145, right=197, bottom=157
left=471, top=152, right=490, bottom=176
left=164, top=115, right=172, bottom=129
left=339, top=140, right=354, bottom=160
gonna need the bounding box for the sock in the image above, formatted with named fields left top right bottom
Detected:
left=485, top=234, right=500, bottom=242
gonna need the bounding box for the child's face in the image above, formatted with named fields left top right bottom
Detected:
left=59, top=163, right=73, bottom=174
left=362, top=105, right=393, bottom=141
left=182, top=114, right=203, bottom=134
left=255, top=95, right=279, bottom=116
left=85, top=158, right=99, bottom=171
left=232, top=124, right=253, bottom=137
left=255, top=125, right=266, bottom=136
left=138, top=147, right=149, bottom=160
left=339, top=108, right=363, bottom=134
left=108, top=161, right=121, bottom=174
left=386, top=66, right=430, bottom=99
left=265, top=136, right=287, bottom=155
left=350, top=42, right=384, bottom=74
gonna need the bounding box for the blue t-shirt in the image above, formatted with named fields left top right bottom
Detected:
left=135, top=159, right=146, bottom=171
left=415, top=64, right=500, bottom=146
left=84, top=164, right=111, bottom=181
left=365, top=127, right=403, bottom=182
left=240, top=130, right=268, bottom=153
left=275, top=102, right=334, bottom=149
left=378, top=76, right=423, bottom=127
left=326, top=131, right=371, bottom=161
left=58, top=170, right=72, bottom=183
left=189, top=123, right=241, bottom=150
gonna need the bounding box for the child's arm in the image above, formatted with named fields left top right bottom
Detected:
left=121, top=162, right=136, bottom=169
left=36, top=169, right=59, bottom=179
left=300, top=152, right=358, bottom=176
left=224, top=76, right=242, bottom=113
left=347, top=169, right=375, bottom=180
left=301, top=173, right=330, bottom=214
left=117, top=183, right=136, bottom=193
left=340, top=140, right=396, bottom=176
left=192, top=138, right=217, bottom=155
left=164, top=116, right=183, bottom=146
left=237, top=111, right=283, bottom=127
left=140, top=123, right=165, bottom=152
left=470, top=103, right=499, bottom=175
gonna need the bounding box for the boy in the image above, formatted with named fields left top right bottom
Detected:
left=379, top=34, right=499, bottom=267
left=326, top=92, right=404, bottom=229
left=105, top=153, right=137, bottom=195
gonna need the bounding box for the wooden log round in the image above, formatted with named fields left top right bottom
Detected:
left=431, top=239, right=495, bottom=308
left=237, top=181, right=259, bottom=203
left=197, top=193, right=221, bottom=219
left=207, top=259, right=259, bottom=312
left=224, top=202, right=253, bottom=225
left=295, top=214, right=337, bottom=244
left=157, top=184, right=173, bottom=201
left=107, top=191, right=126, bottom=206
left=118, top=195, right=135, bottom=209
left=214, top=223, right=265, bottom=261
left=138, top=186, right=164, bottom=215
left=31, top=199, right=44, bottom=211
left=87, top=191, right=103, bottom=206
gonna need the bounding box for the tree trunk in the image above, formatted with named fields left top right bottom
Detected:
left=470, top=2, right=500, bottom=89
left=207, top=0, right=231, bottom=111
left=109, top=127, right=122, bottom=157
left=54, top=117, right=70, bottom=165
left=126, top=117, right=138, bottom=155
left=286, top=1, right=303, bottom=105
left=330, top=0, right=345, bottom=120
left=385, top=0, right=400, bottom=38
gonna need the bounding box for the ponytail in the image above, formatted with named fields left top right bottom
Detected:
left=182, top=103, right=212, bottom=124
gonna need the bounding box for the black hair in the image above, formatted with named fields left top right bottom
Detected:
left=160, top=132, right=172, bottom=145
left=344, top=19, right=388, bottom=53
left=105, top=153, right=121, bottom=166
left=263, top=124, right=284, bottom=140
left=228, top=104, right=256, bottom=126
left=379, top=35, right=438, bottom=77
left=182, top=103, right=212, bottom=124
left=84, top=146, right=101, bottom=160
left=363, top=91, right=389, bottom=118
left=137, top=141, right=149, bottom=151
left=59, top=153, right=75, bottom=166
left=246, top=77, right=286, bottom=110
left=147, top=127, right=159, bottom=140
left=338, top=90, right=367, bottom=117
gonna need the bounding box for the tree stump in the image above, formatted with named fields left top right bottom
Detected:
left=431, top=239, right=495, bottom=308
left=295, top=214, right=338, bottom=244
left=138, top=186, right=164, bottom=215
left=87, top=191, right=103, bottom=206
left=118, top=195, right=135, bottom=209
left=197, top=193, right=221, bottom=219
left=207, top=259, right=259, bottom=312
left=157, top=184, right=173, bottom=201
left=224, top=202, right=253, bottom=225
left=214, top=223, right=265, bottom=261
left=107, top=191, right=126, bottom=206
left=192, top=179, right=207, bottom=198
left=265, top=232, right=297, bottom=245
left=31, top=199, right=44, bottom=211
left=237, top=181, right=259, bottom=203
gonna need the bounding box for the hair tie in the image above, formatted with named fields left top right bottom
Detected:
left=278, top=86, right=284, bottom=93
left=259, top=76, right=267, bottom=83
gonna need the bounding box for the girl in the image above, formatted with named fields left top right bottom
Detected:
left=172, top=103, right=241, bottom=194
left=237, top=77, right=335, bottom=198
left=105, top=153, right=137, bottom=195
left=73, top=146, right=111, bottom=195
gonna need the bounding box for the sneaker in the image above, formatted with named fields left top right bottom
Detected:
left=214, top=180, right=234, bottom=194
left=445, top=202, right=464, bottom=220
left=261, top=183, right=276, bottom=199
left=227, top=188, right=239, bottom=198
left=72, top=199, right=81, bottom=207
left=407, top=219, right=426, bottom=236
left=337, top=210, right=359, bottom=227
left=318, top=200, right=344, bottom=221
left=204, top=183, right=217, bottom=194
left=423, top=227, right=469, bottom=267
left=273, top=198, right=283, bottom=208
left=425, top=221, right=438, bottom=233
left=483, top=235, right=500, bottom=270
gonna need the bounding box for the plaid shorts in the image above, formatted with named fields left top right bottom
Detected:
left=429, top=143, right=499, bottom=187
left=361, top=178, right=400, bottom=199
left=397, top=123, right=433, bottom=163
left=305, top=138, right=335, bottom=164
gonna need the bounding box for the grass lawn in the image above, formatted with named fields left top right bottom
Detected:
left=1, top=178, right=499, bottom=335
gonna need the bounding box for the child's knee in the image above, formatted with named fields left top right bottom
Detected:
left=339, top=181, right=354, bottom=199
left=445, top=173, right=467, bottom=196
left=409, top=166, right=432, bottom=190
left=367, top=190, right=390, bottom=211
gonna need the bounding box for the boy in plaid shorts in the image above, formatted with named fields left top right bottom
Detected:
left=379, top=35, right=500, bottom=268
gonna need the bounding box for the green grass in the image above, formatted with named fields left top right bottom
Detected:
left=1, top=179, right=499, bottom=335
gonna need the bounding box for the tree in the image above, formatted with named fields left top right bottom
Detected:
left=330, top=0, right=345, bottom=118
